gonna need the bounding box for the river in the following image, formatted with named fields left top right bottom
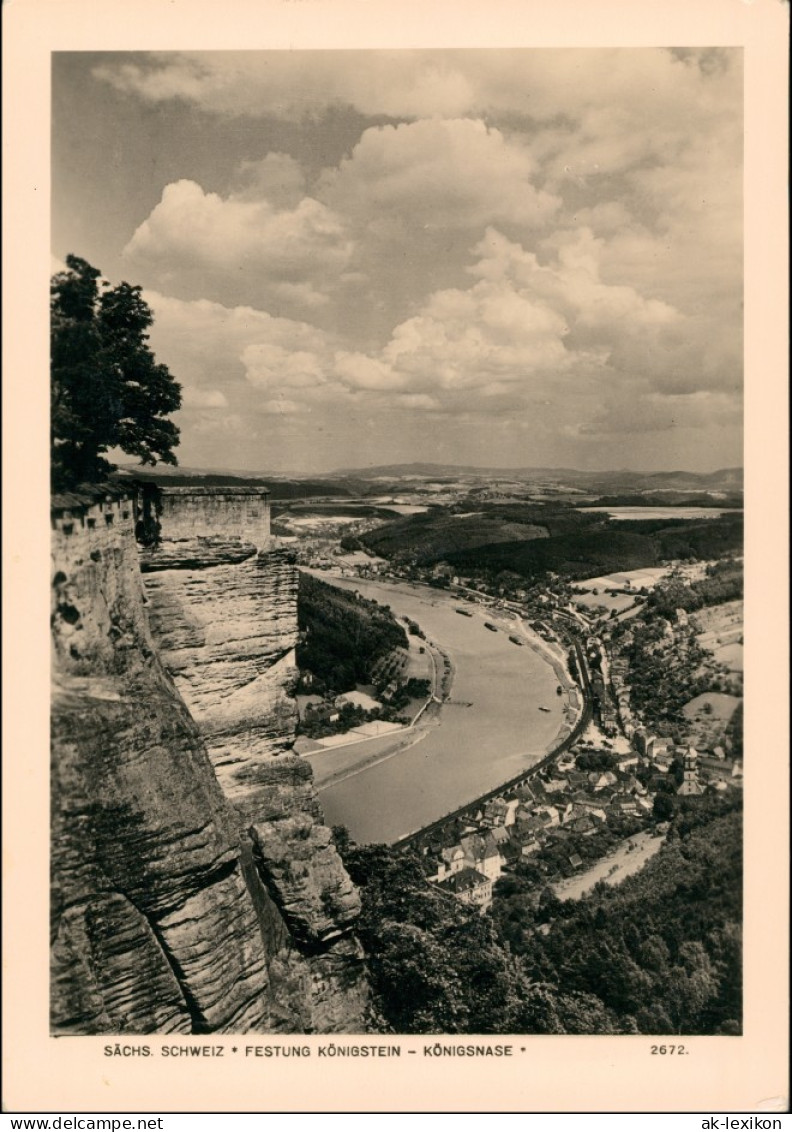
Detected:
left=305, top=575, right=573, bottom=844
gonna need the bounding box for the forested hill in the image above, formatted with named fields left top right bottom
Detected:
left=444, top=515, right=743, bottom=580
left=352, top=503, right=595, bottom=563
left=297, top=573, right=408, bottom=694
left=353, top=504, right=743, bottom=579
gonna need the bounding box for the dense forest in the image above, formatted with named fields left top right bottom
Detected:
left=352, top=505, right=743, bottom=581
left=297, top=573, right=408, bottom=693
left=584, top=492, right=743, bottom=509
left=443, top=516, right=743, bottom=580
left=337, top=793, right=741, bottom=1035
left=349, top=503, right=561, bottom=563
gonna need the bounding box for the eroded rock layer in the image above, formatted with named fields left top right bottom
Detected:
left=141, top=542, right=300, bottom=766
left=51, top=490, right=369, bottom=1034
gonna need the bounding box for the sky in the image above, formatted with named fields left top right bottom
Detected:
left=52, top=49, right=743, bottom=475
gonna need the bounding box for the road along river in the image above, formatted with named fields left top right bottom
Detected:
left=304, top=574, right=579, bottom=844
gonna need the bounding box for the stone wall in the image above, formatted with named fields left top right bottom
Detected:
left=159, top=486, right=271, bottom=548
left=50, top=485, right=370, bottom=1034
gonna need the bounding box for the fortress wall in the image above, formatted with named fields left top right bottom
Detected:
left=159, top=486, right=271, bottom=548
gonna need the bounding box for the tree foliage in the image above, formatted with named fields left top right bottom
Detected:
left=51, top=255, right=181, bottom=489
left=297, top=574, right=408, bottom=693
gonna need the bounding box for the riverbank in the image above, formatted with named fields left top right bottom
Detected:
left=303, top=572, right=583, bottom=843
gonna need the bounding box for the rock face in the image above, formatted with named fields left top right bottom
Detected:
left=50, top=485, right=369, bottom=1034
left=140, top=541, right=300, bottom=768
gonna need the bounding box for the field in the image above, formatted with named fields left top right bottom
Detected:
left=571, top=566, right=674, bottom=614
left=553, top=830, right=665, bottom=902
left=693, top=600, right=744, bottom=672
left=682, top=692, right=741, bottom=749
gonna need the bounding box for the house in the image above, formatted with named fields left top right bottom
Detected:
left=567, top=852, right=584, bottom=870
left=459, top=833, right=503, bottom=880
left=482, top=798, right=510, bottom=826
left=438, top=867, right=493, bottom=909
left=500, top=838, right=523, bottom=867
left=510, top=823, right=545, bottom=856
left=490, top=825, right=512, bottom=846
left=503, top=798, right=520, bottom=826
left=615, top=754, right=639, bottom=772
left=437, top=845, right=466, bottom=879
left=544, top=778, right=570, bottom=795
left=621, top=774, right=647, bottom=796
left=610, top=793, right=639, bottom=815
left=303, top=701, right=337, bottom=724
left=567, top=771, right=590, bottom=791
left=564, top=798, right=606, bottom=823
left=513, top=816, right=549, bottom=841
left=513, top=804, right=535, bottom=825
left=588, top=771, right=617, bottom=791
left=697, top=753, right=736, bottom=782
left=569, top=815, right=597, bottom=836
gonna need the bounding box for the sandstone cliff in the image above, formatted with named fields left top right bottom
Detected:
left=50, top=486, right=369, bottom=1034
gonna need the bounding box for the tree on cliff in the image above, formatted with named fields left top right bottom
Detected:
left=51, top=255, right=182, bottom=490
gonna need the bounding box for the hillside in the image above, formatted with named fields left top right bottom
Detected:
left=297, top=573, right=408, bottom=693
left=494, top=798, right=742, bottom=1035
left=352, top=506, right=554, bottom=563
left=353, top=505, right=743, bottom=580
left=443, top=515, right=743, bottom=580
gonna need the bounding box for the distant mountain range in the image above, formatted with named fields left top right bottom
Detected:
left=119, top=461, right=743, bottom=495
left=330, top=462, right=744, bottom=491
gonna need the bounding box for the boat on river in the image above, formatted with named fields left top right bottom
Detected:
left=539, top=705, right=551, bottom=713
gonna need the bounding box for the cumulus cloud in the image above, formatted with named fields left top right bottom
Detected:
left=318, top=119, right=560, bottom=232
left=332, top=352, right=405, bottom=391
left=143, top=290, right=329, bottom=386
left=124, top=180, right=352, bottom=312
